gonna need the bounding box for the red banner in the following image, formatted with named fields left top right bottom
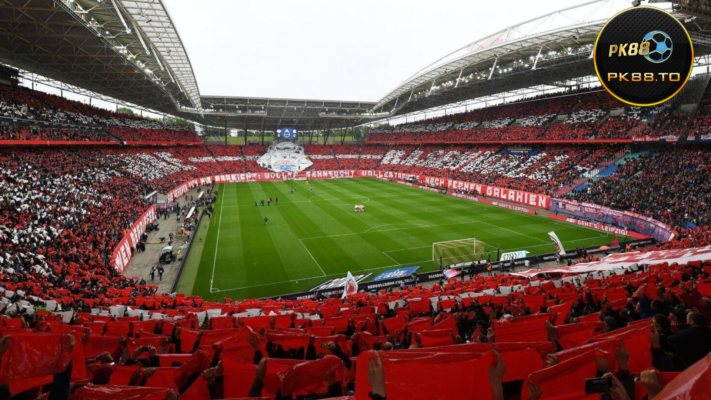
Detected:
left=445, top=178, right=550, bottom=209
left=165, top=170, right=550, bottom=209
left=111, top=205, right=157, bottom=272
left=548, top=214, right=650, bottom=239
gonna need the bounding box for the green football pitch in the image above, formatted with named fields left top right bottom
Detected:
left=176, top=178, right=627, bottom=301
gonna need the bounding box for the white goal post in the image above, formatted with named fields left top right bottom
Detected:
left=432, top=238, right=487, bottom=266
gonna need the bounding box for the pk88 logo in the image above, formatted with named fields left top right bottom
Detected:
left=608, top=31, right=672, bottom=63
left=643, top=31, right=673, bottom=63
left=608, top=41, right=651, bottom=57
left=593, top=6, right=692, bottom=106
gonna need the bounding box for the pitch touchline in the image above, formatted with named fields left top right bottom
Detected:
left=209, top=184, right=225, bottom=293
left=210, top=259, right=435, bottom=293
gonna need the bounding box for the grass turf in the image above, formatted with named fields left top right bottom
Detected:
left=178, top=178, right=628, bottom=301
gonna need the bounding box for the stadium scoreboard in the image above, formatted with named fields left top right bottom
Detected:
left=276, top=127, right=298, bottom=141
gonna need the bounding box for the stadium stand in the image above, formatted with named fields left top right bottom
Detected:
left=242, top=145, right=271, bottom=173
left=365, top=88, right=670, bottom=144
left=565, top=148, right=711, bottom=229
left=205, top=145, right=247, bottom=173
left=0, top=126, right=114, bottom=142
left=108, top=128, right=201, bottom=144
left=331, top=145, right=361, bottom=169
left=0, top=223, right=710, bottom=400
left=0, top=83, right=201, bottom=144
left=303, top=145, right=339, bottom=170
left=1, top=79, right=711, bottom=400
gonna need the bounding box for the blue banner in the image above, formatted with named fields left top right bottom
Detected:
left=276, top=127, right=298, bottom=141
left=371, top=266, right=420, bottom=282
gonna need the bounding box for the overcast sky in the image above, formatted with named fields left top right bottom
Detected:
left=165, top=0, right=594, bottom=102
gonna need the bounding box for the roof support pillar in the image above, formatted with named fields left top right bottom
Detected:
left=427, top=79, right=437, bottom=96
left=488, top=57, right=498, bottom=80
left=454, top=68, right=464, bottom=88
left=532, top=46, right=543, bottom=70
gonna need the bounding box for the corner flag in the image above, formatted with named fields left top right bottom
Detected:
left=342, top=271, right=358, bottom=298
left=548, top=231, right=566, bottom=256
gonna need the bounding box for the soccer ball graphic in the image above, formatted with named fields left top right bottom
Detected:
left=643, top=31, right=673, bottom=63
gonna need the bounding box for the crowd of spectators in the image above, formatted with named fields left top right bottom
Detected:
left=0, top=84, right=191, bottom=131
left=331, top=145, right=361, bottom=169
left=567, top=148, right=711, bottom=229
left=303, top=145, right=339, bottom=170
left=365, top=85, right=702, bottom=144
left=0, top=138, right=707, bottom=398
left=0, top=126, right=114, bottom=142
left=205, top=146, right=247, bottom=173
left=374, top=144, right=620, bottom=195
left=0, top=242, right=708, bottom=399
left=109, top=128, right=200, bottom=143
left=0, top=84, right=202, bottom=143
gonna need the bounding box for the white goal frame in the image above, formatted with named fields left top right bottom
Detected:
left=432, top=238, right=486, bottom=265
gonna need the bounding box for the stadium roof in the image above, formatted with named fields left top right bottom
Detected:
left=201, top=96, right=377, bottom=132
left=371, top=0, right=711, bottom=117
left=0, top=0, right=199, bottom=115
left=2, top=0, right=711, bottom=132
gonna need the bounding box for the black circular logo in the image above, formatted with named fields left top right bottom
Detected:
left=594, top=7, right=693, bottom=106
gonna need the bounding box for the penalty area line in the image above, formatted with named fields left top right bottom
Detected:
left=299, top=239, right=327, bottom=276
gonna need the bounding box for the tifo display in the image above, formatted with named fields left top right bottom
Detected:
left=2, top=19, right=711, bottom=398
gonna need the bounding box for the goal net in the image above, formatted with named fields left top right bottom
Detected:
left=433, top=238, right=487, bottom=266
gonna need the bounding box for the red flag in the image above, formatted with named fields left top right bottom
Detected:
left=323, top=316, right=350, bottom=333
left=653, top=355, right=711, bottom=400
left=355, top=350, right=495, bottom=400
left=381, top=316, right=405, bottom=335
left=549, top=302, right=573, bottom=325
left=556, top=321, right=605, bottom=350
left=266, top=331, right=312, bottom=350
left=634, top=371, right=679, bottom=400
left=588, top=325, right=652, bottom=374
left=521, top=350, right=598, bottom=400
left=305, top=326, right=336, bottom=337
left=417, top=330, right=455, bottom=347
left=221, top=361, right=257, bottom=398
left=278, top=355, right=347, bottom=396
left=400, top=342, right=547, bottom=382
left=408, top=299, right=431, bottom=315
left=429, top=316, right=458, bottom=334
left=493, top=320, right=548, bottom=343
left=210, top=315, right=234, bottom=330
left=523, top=295, right=545, bottom=312
left=1, top=333, right=73, bottom=384
left=406, top=318, right=433, bottom=333
left=83, top=335, right=120, bottom=358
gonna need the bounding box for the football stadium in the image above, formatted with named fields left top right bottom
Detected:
left=0, top=0, right=711, bottom=399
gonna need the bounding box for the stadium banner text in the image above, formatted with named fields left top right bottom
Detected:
left=370, top=267, right=421, bottom=282
left=551, top=198, right=673, bottom=242
left=548, top=214, right=651, bottom=240
left=166, top=170, right=551, bottom=209
left=111, top=205, right=157, bottom=272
